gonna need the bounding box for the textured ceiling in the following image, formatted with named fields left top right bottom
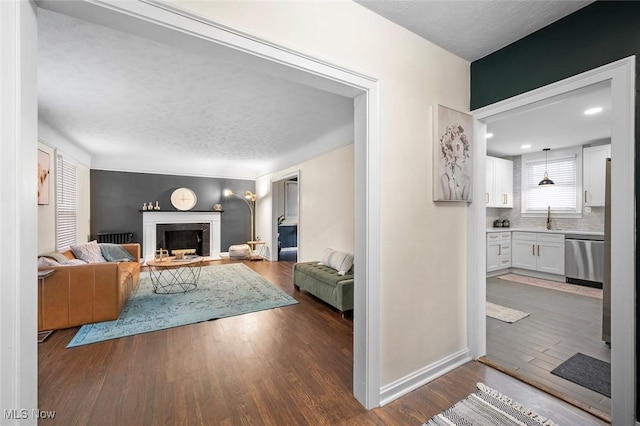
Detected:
left=39, top=2, right=598, bottom=179
left=356, top=0, right=594, bottom=61
left=38, top=8, right=354, bottom=179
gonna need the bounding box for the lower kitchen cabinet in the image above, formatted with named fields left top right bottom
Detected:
left=487, top=231, right=511, bottom=272
left=511, top=232, right=564, bottom=275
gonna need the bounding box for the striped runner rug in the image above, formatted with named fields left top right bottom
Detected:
left=424, top=383, right=558, bottom=426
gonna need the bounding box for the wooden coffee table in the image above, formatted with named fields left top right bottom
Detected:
left=146, top=257, right=203, bottom=294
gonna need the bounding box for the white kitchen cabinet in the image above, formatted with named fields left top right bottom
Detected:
left=486, top=156, right=496, bottom=206
left=583, top=144, right=611, bottom=207
left=512, top=232, right=564, bottom=275
left=486, top=156, right=513, bottom=208
left=487, top=231, right=511, bottom=272
left=512, top=233, right=537, bottom=270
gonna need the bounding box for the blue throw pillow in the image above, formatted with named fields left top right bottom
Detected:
left=99, top=243, right=135, bottom=262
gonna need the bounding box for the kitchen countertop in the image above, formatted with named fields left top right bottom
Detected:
left=486, top=227, right=604, bottom=236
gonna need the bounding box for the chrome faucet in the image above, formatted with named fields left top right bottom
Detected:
left=546, top=206, right=552, bottom=230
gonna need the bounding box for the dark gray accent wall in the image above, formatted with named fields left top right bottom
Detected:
left=470, top=1, right=640, bottom=417
left=90, top=170, right=255, bottom=253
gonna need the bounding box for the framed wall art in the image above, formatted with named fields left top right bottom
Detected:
left=38, top=149, right=51, bottom=205
left=433, top=104, right=473, bottom=202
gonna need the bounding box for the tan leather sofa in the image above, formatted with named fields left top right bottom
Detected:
left=38, top=243, right=141, bottom=331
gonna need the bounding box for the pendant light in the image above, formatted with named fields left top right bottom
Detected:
left=538, top=148, right=554, bottom=186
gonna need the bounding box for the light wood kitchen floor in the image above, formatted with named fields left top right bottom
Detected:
left=485, top=275, right=611, bottom=419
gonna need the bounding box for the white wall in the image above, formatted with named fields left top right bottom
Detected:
left=38, top=123, right=92, bottom=251
left=174, top=0, right=470, bottom=387
left=257, top=144, right=354, bottom=262
left=38, top=141, right=56, bottom=253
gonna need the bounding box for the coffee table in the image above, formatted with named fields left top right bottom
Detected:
left=146, top=257, right=203, bottom=294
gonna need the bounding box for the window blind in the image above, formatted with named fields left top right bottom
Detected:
left=523, top=156, right=577, bottom=212
left=56, top=154, right=77, bottom=251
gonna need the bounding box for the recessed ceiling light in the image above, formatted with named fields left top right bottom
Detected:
left=521, top=144, right=532, bottom=149
left=584, top=107, right=603, bottom=115
left=486, top=133, right=494, bottom=138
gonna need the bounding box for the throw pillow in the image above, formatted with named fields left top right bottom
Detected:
left=61, top=259, right=88, bottom=266
left=319, top=248, right=354, bottom=276
left=71, top=240, right=106, bottom=263
left=99, top=243, right=135, bottom=262
left=38, top=256, right=60, bottom=267
left=40, top=252, right=69, bottom=263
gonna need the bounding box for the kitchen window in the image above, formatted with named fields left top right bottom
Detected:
left=521, top=146, right=582, bottom=217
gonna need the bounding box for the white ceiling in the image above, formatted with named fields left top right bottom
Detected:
left=486, top=81, right=611, bottom=157
left=356, top=0, right=594, bottom=61
left=37, top=8, right=354, bottom=180
left=38, top=2, right=599, bottom=179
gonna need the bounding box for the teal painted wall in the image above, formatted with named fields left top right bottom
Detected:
left=471, top=1, right=640, bottom=110
left=470, top=1, right=640, bottom=417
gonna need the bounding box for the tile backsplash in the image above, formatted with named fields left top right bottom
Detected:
left=486, top=155, right=605, bottom=232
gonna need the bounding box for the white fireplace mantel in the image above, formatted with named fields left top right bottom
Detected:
left=142, top=211, right=221, bottom=262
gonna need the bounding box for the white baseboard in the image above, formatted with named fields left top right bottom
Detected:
left=379, top=348, right=471, bottom=406
left=486, top=268, right=509, bottom=278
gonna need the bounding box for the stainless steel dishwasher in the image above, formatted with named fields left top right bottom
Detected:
left=564, top=234, right=604, bottom=285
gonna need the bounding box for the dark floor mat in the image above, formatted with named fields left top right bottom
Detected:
left=551, top=352, right=610, bottom=398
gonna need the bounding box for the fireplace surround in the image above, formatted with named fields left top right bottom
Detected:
left=142, top=211, right=221, bottom=262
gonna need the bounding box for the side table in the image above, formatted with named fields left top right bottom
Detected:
left=38, top=269, right=55, bottom=341
left=247, top=240, right=266, bottom=261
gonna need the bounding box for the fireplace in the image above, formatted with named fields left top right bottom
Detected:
left=142, top=211, right=221, bottom=262
left=156, top=223, right=210, bottom=256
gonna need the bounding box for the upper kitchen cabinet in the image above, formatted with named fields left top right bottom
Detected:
left=583, top=144, right=611, bottom=207
left=486, top=156, right=513, bottom=208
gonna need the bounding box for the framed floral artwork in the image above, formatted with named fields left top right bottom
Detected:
left=38, top=149, right=51, bottom=205
left=433, top=104, right=473, bottom=202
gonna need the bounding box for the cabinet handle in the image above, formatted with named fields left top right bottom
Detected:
left=486, top=193, right=489, bottom=204
left=584, top=190, right=588, bottom=203
left=537, top=245, right=540, bottom=256
left=498, top=245, right=502, bottom=255
left=532, top=244, right=535, bottom=255
left=503, top=194, right=507, bottom=205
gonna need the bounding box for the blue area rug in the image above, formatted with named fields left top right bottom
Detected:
left=67, top=263, right=298, bottom=348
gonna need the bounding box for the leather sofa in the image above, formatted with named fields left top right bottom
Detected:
left=293, top=261, right=354, bottom=316
left=38, top=243, right=141, bottom=331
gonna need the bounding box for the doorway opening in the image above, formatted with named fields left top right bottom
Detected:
left=469, top=57, right=635, bottom=425
left=272, top=173, right=299, bottom=262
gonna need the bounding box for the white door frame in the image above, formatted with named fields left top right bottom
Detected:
left=1, top=0, right=39, bottom=421
left=468, top=56, right=636, bottom=425
left=270, top=170, right=300, bottom=261
left=33, top=0, right=382, bottom=409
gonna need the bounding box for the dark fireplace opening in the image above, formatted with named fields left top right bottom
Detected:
left=156, top=223, right=210, bottom=256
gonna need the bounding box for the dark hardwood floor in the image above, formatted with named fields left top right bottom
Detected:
left=38, top=260, right=606, bottom=425
left=486, top=276, right=611, bottom=420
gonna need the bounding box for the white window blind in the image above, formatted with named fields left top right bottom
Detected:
left=523, top=154, right=579, bottom=213
left=56, top=154, right=77, bottom=251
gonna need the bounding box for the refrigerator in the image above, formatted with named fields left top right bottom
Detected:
left=602, top=158, right=611, bottom=344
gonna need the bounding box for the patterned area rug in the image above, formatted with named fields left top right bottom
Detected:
left=424, top=383, right=558, bottom=426
left=498, top=273, right=603, bottom=299
left=67, top=263, right=298, bottom=347
left=486, top=302, right=530, bottom=323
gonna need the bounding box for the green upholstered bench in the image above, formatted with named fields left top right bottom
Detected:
left=293, top=261, right=354, bottom=316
